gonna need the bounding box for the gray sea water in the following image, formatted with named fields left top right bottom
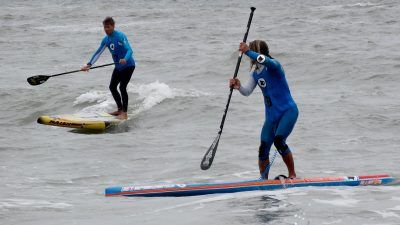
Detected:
left=1, top=0, right=400, bottom=224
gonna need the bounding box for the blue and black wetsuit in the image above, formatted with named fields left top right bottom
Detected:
left=238, top=50, right=298, bottom=160
left=88, top=30, right=136, bottom=112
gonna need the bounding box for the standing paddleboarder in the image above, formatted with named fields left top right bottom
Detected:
left=81, top=17, right=135, bottom=119
left=229, top=40, right=298, bottom=179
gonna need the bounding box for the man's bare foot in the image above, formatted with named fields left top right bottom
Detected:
left=117, top=112, right=128, bottom=120
left=109, top=110, right=122, bottom=116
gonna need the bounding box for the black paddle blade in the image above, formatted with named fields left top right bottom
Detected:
left=27, top=75, right=50, bottom=86
left=201, top=133, right=221, bottom=170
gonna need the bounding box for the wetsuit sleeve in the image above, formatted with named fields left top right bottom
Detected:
left=88, top=37, right=107, bottom=66
left=245, top=50, right=280, bottom=70
left=121, top=33, right=133, bottom=61
left=238, top=72, right=257, bottom=96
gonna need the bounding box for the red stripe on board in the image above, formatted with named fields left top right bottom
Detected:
left=358, top=174, right=389, bottom=179
left=108, top=177, right=344, bottom=196
left=106, top=174, right=391, bottom=197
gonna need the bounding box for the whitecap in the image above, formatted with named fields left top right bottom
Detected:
left=129, top=80, right=210, bottom=113
left=347, top=2, right=380, bottom=8
left=73, top=81, right=210, bottom=115
left=0, top=198, right=72, bottom=210
left=312, top=198, right=359, bottom=207
left=371, top=210, right=400, bottom=218
left=73, top=90, right=108, bottom=105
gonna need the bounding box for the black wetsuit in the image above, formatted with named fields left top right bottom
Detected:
left=109, top=66, right=135, bottom=112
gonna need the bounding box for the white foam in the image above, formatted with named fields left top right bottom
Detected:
left=34, top=24, right=101, bottom=33
left=73, top=81, right=210, bottom=115
left=0, top=198, right=72, bottom=210
left=389, top=205, right=400, bottom=211
left=372, top=210, right=400, bottom=218
left=129, top=80, right=209, bottom=113
left=347, top=2, right=380, bottom=7
left=257, top=203, right=291, bottom=212
left=73, top=90, right=108, bottom=105
left=312, top=198, right=359, bottom=207
left=148, top=190, right=277, bottom=214
left=318, top=5, right=344, bottom=11
left=318, top=2, right=379, bottom=11
left=74, top=91, right=115, bottom=114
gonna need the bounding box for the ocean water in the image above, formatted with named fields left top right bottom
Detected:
left=1, top=0, right=399, bottom=224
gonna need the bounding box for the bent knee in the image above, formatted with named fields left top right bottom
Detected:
left=119, top=85, right=128, bottom=93
left=274, top=135, right=291, bottom=156
left=109, top=85, right=118, bottom=92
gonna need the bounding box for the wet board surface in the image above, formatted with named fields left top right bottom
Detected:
left=106, top=174, right=395, bottom=197
left=37, top=112, right=125, bottom=130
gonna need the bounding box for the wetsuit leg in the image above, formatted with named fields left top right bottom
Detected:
left=260, top=121, right=275, bottom=160
left=109, top=69, right=123, bottom=110
left=259, top=120, right=276, bottom=179
left=274, top=106, right=299, bottom=156
left=118, top=66, right=135, bottom=112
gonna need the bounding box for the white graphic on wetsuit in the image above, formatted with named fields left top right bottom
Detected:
left=257, top=54, right=266, bottom=63
left=258, top=78, right=267, bottom=88
left=87, top=30, right=135, bottom=71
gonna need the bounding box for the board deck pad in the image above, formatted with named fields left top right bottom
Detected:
left=37, top=112, right=125, bottom=130
left=105, top=174, right=395, bottom=197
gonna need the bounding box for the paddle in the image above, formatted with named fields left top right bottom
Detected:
left=27, top=63, right=115, bottom=86
left=200, top=7, right=256, bottom=170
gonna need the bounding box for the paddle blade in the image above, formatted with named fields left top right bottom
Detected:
left=27, top=75, right=50, bottom=86
left=201, top=133, right=221, bottom=170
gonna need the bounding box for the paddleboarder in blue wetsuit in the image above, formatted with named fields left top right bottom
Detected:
left=230, top=40, right=298, bottom=179
left=81, top=17, right=135, bottom=119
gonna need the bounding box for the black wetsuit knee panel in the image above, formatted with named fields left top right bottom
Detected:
left=274, top=135, right=290, bottom=155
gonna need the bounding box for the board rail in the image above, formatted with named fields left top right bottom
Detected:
left=105, top=174, right=395, bottom=197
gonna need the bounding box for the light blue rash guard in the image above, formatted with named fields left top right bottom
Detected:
left=88, top=30, right=135, bottom=71
left=239, top=50, right=297, bottom=123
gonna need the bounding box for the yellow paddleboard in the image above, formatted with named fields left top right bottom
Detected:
left=37, top=112, right=124, bottom=130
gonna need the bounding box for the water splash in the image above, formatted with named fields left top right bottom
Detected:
left=73, top=81, right=210, bottom=115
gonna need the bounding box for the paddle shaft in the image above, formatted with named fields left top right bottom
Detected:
left=49, top=63, right=115, bottom=77
left=200, top=7, right=256, bottom=170
left=218, top=7, right=255, bottom=134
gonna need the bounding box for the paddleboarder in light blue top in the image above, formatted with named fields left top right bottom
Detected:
left=81, top=17, right=135, bottom=119
left=230, top=40, right=298, bottom=179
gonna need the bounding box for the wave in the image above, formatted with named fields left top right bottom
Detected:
left=33, top=24, right=100, bottom=33
left=0, top=198, right=72, bottom=210
left=318, top=2, right=381, bottom=11
left=73, top=81, right=210, bottom=115
left=347, top=2, right=381, bottom=8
